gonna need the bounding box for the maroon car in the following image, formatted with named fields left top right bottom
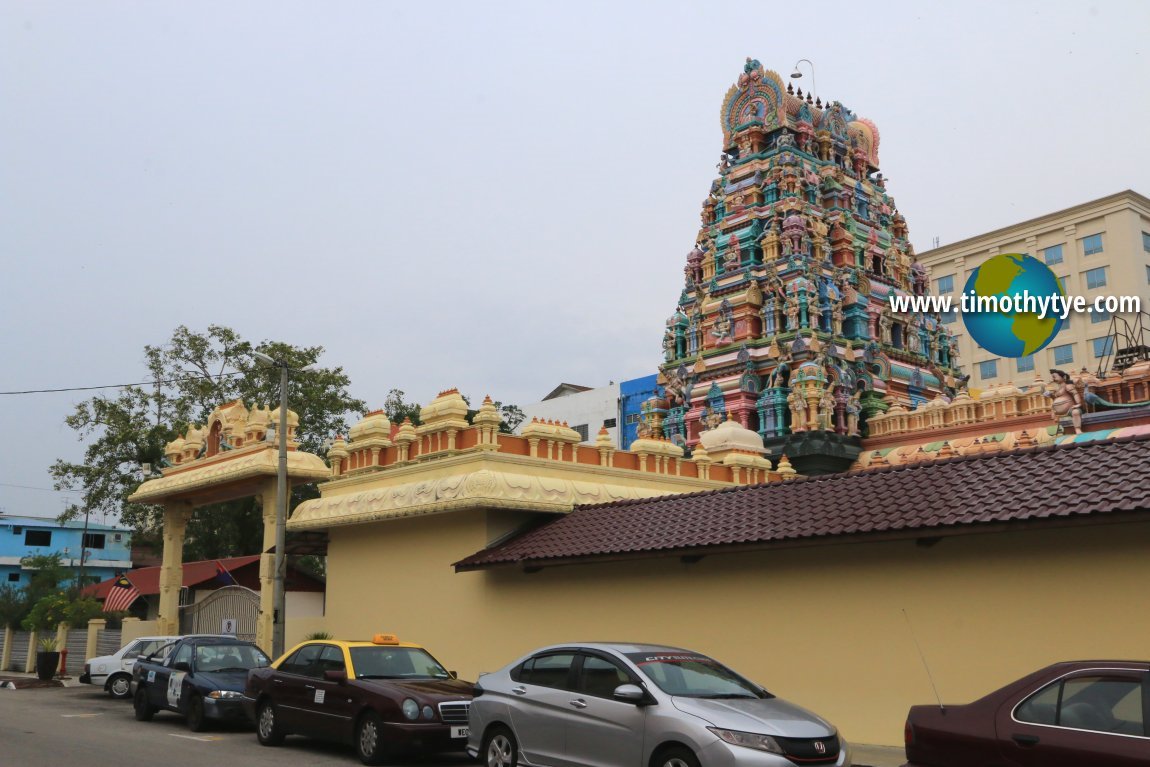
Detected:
left=244, top=634, right=473, bottom=765
left=903, top=661, right=1149, bottom=767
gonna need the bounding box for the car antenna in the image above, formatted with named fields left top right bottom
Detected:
left=902, top=608, right=945, bottom=713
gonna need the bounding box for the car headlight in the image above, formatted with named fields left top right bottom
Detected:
left=707, top=727, right=785, bottom=754
left=422, top=705, right=434, bottom=720
left=402, top=698, right=420, bottom=720
left=207, top=690, right=243, bottom=699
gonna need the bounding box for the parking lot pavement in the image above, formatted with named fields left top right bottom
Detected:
left=1, top=682, right=903, bottom=767
left=0, top=684, right=473, bottom=767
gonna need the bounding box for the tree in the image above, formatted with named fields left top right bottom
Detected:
left=382, top=388, right=422, bottom=426
left=51, top=325, right=367, bottom=560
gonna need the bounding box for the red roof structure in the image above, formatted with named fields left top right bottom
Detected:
left=83, top=555, right=323, bottom=601
left=455, top=434, right=1150, bottom=571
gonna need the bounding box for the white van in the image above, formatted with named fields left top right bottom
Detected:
left=81, top=636, right=180, bottom=699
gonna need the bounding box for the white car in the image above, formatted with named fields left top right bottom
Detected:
left=81, top=636, right=180, bottom=699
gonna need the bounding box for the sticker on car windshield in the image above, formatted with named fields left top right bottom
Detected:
left=314, top=689, right=325, bottom=704
left=167, top=671, right=185, bottom=707
left=633, top=655, right=713, bottom=664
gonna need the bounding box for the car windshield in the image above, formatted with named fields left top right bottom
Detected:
left=195, top=643, right=270, bottom=672
left=625, top=652, right=770, bottom=699
left=349, top=646, right=451, bottom=680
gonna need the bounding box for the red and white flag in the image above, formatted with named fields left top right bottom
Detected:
left=103, top=573, right=140, bottom=612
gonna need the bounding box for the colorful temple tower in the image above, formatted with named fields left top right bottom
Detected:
left=648, top=58, right=961, bottom=473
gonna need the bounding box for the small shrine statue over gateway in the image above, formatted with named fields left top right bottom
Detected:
left=649, top=58, right=961, bottom=473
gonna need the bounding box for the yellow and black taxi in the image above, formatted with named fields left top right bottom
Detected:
left=244, top=633, right=473, bottom=765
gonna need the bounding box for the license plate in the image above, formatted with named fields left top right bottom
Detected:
left=451, top=726, right=469, bottom=739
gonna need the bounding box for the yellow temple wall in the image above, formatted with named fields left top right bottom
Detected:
left=319, top=511, right=1150, bottom=748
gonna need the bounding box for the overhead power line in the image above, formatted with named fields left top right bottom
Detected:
left=0, top=371, right=244, bottom=396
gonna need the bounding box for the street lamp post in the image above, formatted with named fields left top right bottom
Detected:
left=790, top=59, right=817, bottom=99
left=251, top=351, right=313, bottom=659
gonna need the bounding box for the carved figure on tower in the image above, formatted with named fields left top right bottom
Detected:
left=846, top=391, right=862, bottom=436
left=788, top=387, right=807, bottom=433
left=1047, top=369, right=1084, bottom=433
left=817, top=389, right=835, bottom=432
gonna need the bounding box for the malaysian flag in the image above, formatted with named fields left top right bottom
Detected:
left=103, top=573, right=140, bottom=613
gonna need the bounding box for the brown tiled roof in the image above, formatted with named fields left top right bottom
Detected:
left=455, top=434, right=1150, bottom=571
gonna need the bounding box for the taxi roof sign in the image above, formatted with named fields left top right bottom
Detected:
left=372, top=633, right=399, bottom=645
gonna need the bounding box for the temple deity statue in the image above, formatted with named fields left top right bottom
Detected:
left=907, top=326, right=922, bottom=354
left=702, top=405, right=724, bottom=431
left=785, top=294, right=800, bottom=331
left=949, top=335, right=961, bottom=368
left=879, top=310, right=893, bottom=345
left=1046, top=369, right=1084, bottom=432
left=711, top=312, right=732, bottom=341
left=663, top=327, right=676, bottom=361
left=846, top=391, right=862, bottom=436
left=831, top=299, right=844, bottom=336
left=788, top=387, right=807, bottom=432
left=724, top=235, right=743, bottom=271
left=817, top=389, right=835, bottom=431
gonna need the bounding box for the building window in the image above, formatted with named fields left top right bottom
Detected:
left=82, top=533, right=106, bottom=550
left=1059, top=313, right=1071, bottom=333
left=978, top=360, right=998, bottom=380
left=602, top=418, right=617, bottom=429
left=1081, top=233, right=1103, bottom=255
left=1091, top=308, right=1111, bottom=324
left=1052, top=344, right=1074, bottom=366
left=624, top=413, right=641, bottom=425
left=940, top=309, right=957, bottom=324
left=1016, top=355, right=1035, bottom=373
left=6, top=573, right=19, bottom=583
left=24, top=530, right=51, bottom=547
left=1041, top=244, right=1063, bottom=265
left=571, top=423, right=590, bottom=442
left=1146, top=264, right=1150, bottom=284
left=1084, top=267, right=1107, bottom=290
left=935, top=274, right=954, bottom=294
left=1143, top=231, right=1150, bottom=252
left=1092, top=337, right=1114, bottom=358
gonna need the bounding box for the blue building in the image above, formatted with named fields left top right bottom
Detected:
left=619, top=374, right=659, bottom=450
left=0, top=514, right=133, bottom=588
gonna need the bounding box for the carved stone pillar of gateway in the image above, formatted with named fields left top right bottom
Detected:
left=129, top=399, right=329, bottom=653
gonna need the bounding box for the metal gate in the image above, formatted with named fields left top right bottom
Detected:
left=181, top=586, right=259, bottom=643
left=64, top=629, right=87, bottom=673
left=96, top=628, right=122, bottom=657
left=5, top=630, right=31, bottom=671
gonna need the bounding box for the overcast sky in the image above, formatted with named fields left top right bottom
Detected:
left=2, top=1, right=1147, bottom=521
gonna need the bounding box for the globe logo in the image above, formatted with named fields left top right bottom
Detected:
left=961, top=253, right=1065, bottom=358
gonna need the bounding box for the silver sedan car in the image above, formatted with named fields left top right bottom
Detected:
left=467, top=642, right=850, bottom=767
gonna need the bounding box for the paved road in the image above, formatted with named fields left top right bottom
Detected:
left=0, top=685, right=475, bottom=767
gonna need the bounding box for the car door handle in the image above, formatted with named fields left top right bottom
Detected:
left=274, top=678, right=283, bottom=684
left=511, top=686, right=527, bottom=695
left=1012, top=733, right=1040, bottom=747
left=304, top=684, right=316, bottom=690
left=569, top=699, right=587, bottom=709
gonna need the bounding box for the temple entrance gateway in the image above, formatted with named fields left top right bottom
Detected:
left=128, top=400, right=328, bottom=654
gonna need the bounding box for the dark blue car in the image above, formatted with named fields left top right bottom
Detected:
left=132, top=636, right=270, bottom=731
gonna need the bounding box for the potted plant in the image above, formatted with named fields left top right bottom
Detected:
left=36, top=637, right=60, bottom=681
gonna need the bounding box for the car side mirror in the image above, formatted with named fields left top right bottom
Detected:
left=449, top=670, right=458, bottom=679
left=613, top=684, right=646, bottom=704
left=173, top=661, right=191, bottom=672
left=323, top=670, right=347, bottom=684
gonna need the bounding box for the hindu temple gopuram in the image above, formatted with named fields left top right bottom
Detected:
left=645, top=58, right=960, bottom=473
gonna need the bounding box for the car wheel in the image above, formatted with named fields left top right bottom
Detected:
left=186, top=694, right=206, bottom=732
left=483, top=726, right=519, bottom=767
left=355, top=711, right=387, bottom=765
left=107, top=674, right=132, bottom=699
left=133, top=687, right=155, bottom=722
left=655, top=746, right=701, bottom=767
left=256, top=699, right=285, bottom=746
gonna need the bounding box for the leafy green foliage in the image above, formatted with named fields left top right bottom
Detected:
left=50, top=325, right=367, bottom=559
left=382, top=388, right=422, bottom=426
